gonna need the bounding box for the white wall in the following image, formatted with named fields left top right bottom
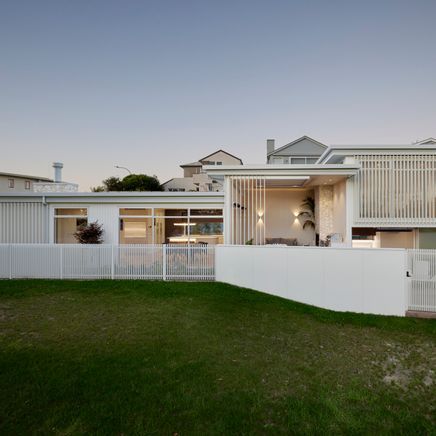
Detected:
left=216, top=245, right=407, bottom=316
left=333, top=180, right=346, bottom=239
left=265, top=189, right=315, bottom=245
left=375, top=231, right=415, bottom=249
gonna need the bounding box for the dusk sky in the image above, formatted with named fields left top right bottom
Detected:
left=1, top=0, right=435, bottom=190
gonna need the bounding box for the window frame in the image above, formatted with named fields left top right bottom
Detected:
left=118, top=207, right=224, bottom=245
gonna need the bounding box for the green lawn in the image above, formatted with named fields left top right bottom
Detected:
left=0, top=280, right=435, bottom=435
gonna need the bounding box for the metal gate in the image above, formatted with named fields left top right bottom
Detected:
left=407, top=249, right=436, bottom=312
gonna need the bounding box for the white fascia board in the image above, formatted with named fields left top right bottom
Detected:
left=204, top=164, right=360, bottom=177
left=0, top=191, right=224, bottom=206
left=318, top=146, right=436, bottom=164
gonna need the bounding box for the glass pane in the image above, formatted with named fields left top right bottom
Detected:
left=291, top=158, right=306, bottom=164
left=164, top=209, right=188, bottom=217
left=190, top=209, right=223, bottom=216
left=55, top=218, right=87, bottom=243
left=55, top=208, right=87, bottom=216
left=190, top=217, right=223, bottom=245
left=119, top=208, right=152, bottom=216
left=164, top=218, right=191, bottom=243
left=119, top=218, right=153, bottom=244
left=306, top=157, right=318, bottom=164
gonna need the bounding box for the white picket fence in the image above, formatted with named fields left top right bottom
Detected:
left=0, top=244, right=215, bottom=281
left=407, top=249, right=436, bottom=312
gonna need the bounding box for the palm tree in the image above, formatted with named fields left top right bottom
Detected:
left=298, top=197, right=315, bottom=229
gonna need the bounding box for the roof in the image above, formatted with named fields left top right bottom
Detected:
left=0, top=171, right=52, bottom=182
left=204, top=163, right=360, bottom=178
left=416, top=137, right=436, bottom=145
left=0, top=191, right=224, bottom=205
left=180, top=161, right=202, bottom=168
left=267, top=136, right=327, bottom=157
left=199, top=149, right=243, bottom=164
left=318, top=142, right=436, bottom=163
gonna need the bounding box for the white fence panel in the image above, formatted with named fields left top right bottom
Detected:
left=407, top=250, right=436, bottom=312
left=0, top=245, right=11, bottom=278
left=166, top=244, right=215, bottom=281
left=114, top=245, right=163, bottom=279
left=216, top=245, right=407, bottom=316
left=0, top=244, right=214, bottom=281
left=62, top=245, right=112, bottom=279
left=11, top=244, right=61, bottom=279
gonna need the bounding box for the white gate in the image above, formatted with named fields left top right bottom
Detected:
left=0, top=244, right=215, bottom=281
left=407, top=249, right=436, bottom=312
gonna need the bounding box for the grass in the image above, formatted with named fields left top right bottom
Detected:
left=0, top=280, right=435, bottom=435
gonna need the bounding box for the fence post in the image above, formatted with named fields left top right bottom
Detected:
left=9, top=244, right=12, bottom=280
left=111, top=244, right=115, bottom=280
left=59, top=245, right=63, bottom=279
left=162, top=244, right=167, bottom=281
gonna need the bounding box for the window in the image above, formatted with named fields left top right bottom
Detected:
left=271, top=156, right=320, bottom=164
left=118, top=208, right=224, bottom=245
left=119, top=208, right=152, bottom=216
left=119, top=209, right=153, bottom=244
left=54, top=208, right=88, bottom=244
left=25, top=180, right=31, bottom=190
left=8, top=179, right=14, bottom=188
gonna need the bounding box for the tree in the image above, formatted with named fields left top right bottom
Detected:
left=91, top=174, right=163, bottom=192
left=298, top=197, right=315, bottom=229
left=92, top=176, right=124, bottom=192
left=74, top=221, right=104, bottom=244
left=121, top=174, right=163, bottom=191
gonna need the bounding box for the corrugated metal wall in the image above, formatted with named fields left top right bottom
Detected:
left=0, top=202, right=49, bottom=243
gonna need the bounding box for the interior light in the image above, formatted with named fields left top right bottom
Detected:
left=174, top=223, right=196, bottom=226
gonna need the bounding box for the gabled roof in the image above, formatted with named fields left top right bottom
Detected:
left=267, top=136, right=327, bottom=157
left=416, top=137, right=436, bottom=145
left=199, top=149, right=243, bottom=164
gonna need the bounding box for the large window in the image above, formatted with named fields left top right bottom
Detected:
left=118, top=208, right=223, bottom=245
left=55, top=208, right=88, bottom=243
left=119, top=208, right=153, bottom=244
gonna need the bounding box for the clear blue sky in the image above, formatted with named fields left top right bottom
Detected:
left=1, top=0, right=435, bottom=190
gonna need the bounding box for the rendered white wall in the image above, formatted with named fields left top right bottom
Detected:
left=265, top=189, right=315, bottom=245
left=216, top=245, right=407, bottom=316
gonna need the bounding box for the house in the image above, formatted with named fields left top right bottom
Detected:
left=1, top=136, right=436, bottom=249
left=0, top=171, right=52, bottom=192
left=205, top=136, right=436, bottom=248
left=162, top=150, right=242, bottom=192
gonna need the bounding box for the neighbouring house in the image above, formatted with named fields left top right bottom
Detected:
left=0, top=163, right=78, bottom=194
left=162, top=150, right=243, bottom=192
left=1, top=136, right=436, bottom=249
left=0, top=172, right=52, bottom=192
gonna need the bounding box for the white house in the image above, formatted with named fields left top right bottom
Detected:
left=162, top=150, right=242, bottom=192
left=1, top=136, right=436, bottom=249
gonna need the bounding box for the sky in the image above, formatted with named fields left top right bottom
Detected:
left=1, top=0, right=436, bottom=190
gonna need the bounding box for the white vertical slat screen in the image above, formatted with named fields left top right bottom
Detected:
left=229, top=176, right=266, bottom=245
left=0, top=202, right=49, bottom=243
left=355, top=154, right=436, bottom=225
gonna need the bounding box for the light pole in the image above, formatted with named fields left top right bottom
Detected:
left=114, top=165, right=132, bottom=175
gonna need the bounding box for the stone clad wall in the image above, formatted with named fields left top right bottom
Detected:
left=318, top=185, right=333, bottom=242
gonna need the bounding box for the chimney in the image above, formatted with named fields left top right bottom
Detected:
left=52, top=162, right=63, bottom=183
left=267, top=139, right=275, bottom=155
